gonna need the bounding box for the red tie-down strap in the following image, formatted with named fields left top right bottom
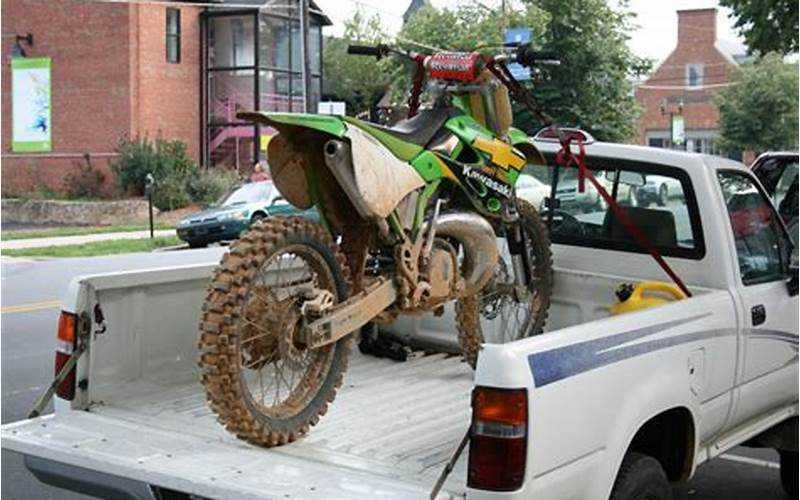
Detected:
left=555, top=132, right=693, bottom=298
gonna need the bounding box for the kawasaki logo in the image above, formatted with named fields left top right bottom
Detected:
left=463, top=166, right=512, bottom=198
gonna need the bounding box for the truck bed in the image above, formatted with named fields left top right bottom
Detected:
left=3, top=350, right=472, bottom=499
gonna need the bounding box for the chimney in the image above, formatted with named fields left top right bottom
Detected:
left=677, top=8, right=717, bottom=47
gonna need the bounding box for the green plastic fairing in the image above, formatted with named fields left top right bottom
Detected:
left=237, top=111, right=347, bottom=137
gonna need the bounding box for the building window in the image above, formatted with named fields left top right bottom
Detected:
left=166, top=8, right=181, bottom=63
left=686, top=64, right=704, bottom=87
left=648, top=138, right=665, bottom=148
left=232, top=19, right=246, bottom=67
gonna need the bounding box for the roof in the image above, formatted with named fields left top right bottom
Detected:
left=532, top=139, right=747, bottom=173
left=715, top=38, right=750, bottom=65
left=403, top=0, right=429, bottom=23
left=214, top=0, right=332, bottom=26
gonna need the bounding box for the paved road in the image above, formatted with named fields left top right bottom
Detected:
left=0, top=249, right=790, bottom=499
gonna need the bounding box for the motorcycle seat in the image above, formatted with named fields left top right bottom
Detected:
left=370, top=108, right=458, bottom=147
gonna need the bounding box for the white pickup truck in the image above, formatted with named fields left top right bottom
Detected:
left=2, top=140, right=798, bottom=500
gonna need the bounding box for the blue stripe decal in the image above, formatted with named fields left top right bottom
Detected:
left=529, top=318, right=798, bottom=388
left=747, top=329, right=799, bottom=346
left=528, top=313, right=713, bottom=387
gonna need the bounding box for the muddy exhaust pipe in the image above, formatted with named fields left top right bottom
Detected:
left=435, top=212, right=499, bottom=297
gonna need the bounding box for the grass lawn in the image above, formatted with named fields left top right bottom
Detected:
left=2, top=236, right=183, bottom=258
left=2, top=223, right=174, bottom=240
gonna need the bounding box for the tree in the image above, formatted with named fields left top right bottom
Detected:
left=396, top=1, right=650, bottom=142
left=322, top=12, right=391, bottom=116
left=719, top=0, right=799, bottom=55
left=525, top=0, right=651, bottom=142
left=715, top=53, right=799, bottom=155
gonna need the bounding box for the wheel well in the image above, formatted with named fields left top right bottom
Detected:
left=251, top=211, right=267, bottom=220
left=626, top=407, right=695, bottom=482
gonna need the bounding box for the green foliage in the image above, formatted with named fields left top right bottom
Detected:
left=151, top=174, right=191, bottom=212
left=63, top=154, right=107, bottom=199
left=187, top=169, right=241, bottom=206
left=720, top=0, right=798, bottom=55
left=391, top=1, right=650, bottom=142
left=111, top=136, right=213, bottom=211
left=714, top=53, right=799, bottom=154
left=323, top=12, right=392, bottom=116
left=522, top=0, right=651, bottom=141
left=3, top=236, right=182, bottom=259
left=111, top=137, right=197, bottom=197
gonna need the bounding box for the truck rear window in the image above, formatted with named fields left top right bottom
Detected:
left=523, top=159, right=705, bottom=260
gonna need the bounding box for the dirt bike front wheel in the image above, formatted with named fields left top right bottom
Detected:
left=455, top=198, right=553, bottom=368
left=198, top=216, right=353, bottom=447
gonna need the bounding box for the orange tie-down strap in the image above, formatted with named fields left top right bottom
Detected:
left=555, top=132, right=692, bottom=298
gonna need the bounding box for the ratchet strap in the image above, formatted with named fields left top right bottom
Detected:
left=555, top=132, right=692, bottom=298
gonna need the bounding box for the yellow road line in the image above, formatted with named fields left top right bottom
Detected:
left=1, top=300, right=62, bottom=314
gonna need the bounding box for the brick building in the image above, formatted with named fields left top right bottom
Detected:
left=2, top=0, right=328, bottom=195
left=634, top=8, right=746, bottom=158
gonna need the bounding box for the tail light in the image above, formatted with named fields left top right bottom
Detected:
left=467, top=386, right=528, bottom=491
left=54, top=312, right=78, bottom=400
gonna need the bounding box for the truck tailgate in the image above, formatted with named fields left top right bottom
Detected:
left=2, top=351, right=472, bottom=499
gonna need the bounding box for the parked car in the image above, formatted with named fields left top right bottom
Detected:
left=176, top=181, right=317, bottom=248
left=515, top=173, right=551, bottom=208
left=635, top=174, right=683, bottom=207
left=549, top=169, right=639, bottom=213
left=751, top=152, right=798, bottom=244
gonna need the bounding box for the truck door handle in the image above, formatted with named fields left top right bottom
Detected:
left=751, top=305, right=766, bottom=326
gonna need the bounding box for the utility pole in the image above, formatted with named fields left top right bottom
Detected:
left=299, top=0, right=312, bottom=113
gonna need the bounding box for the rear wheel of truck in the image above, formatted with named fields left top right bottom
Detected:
left=456, top=198, right=553, bottom=368
left=198, top=216, right=353, bottom=447
left=780, top=450, right=797, bottom=498
left=609, top=452, right=672, bottom=500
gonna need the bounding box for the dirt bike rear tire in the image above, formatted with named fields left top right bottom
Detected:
left=198, top=216, right=353, bottom=447
left=456, top=198, right=553, bottom=368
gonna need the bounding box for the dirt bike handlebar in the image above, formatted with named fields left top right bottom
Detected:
left=346, top=43, right=560, bottom=68
left=346, top=44, right=390, bottom=58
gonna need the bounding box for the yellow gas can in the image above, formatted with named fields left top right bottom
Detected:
left=610, top=281, right=687, bottom=316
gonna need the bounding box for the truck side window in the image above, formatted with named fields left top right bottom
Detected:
left=538, top=162, right=703, bottom=259
left=718, top=171, right=791, bottom=285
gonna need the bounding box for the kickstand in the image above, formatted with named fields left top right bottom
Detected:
left=429, top=428, right=470, bottom=499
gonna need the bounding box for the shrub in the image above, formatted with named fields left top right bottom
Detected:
left=111, top=136, right=197, bottom=197
left=187, top=168, right=241, bottom=206
left=63, top=154, right=107, bottom=199
left=151, top=173, right=191, bottom=211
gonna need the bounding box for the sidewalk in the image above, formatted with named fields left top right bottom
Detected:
left=1, top=229, right=176, bottom=250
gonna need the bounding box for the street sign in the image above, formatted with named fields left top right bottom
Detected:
left=672, top=115, right=685, bottom=146
left=505, top=28, right=532, bottom=81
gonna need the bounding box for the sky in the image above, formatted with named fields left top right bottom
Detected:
left=313, top=0, right=747, bottom=65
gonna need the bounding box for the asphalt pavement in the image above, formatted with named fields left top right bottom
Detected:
left=0, top=248, right=790, bottom=499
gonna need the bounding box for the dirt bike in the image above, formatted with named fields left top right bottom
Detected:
left=198, top=43, right=558, bottom=447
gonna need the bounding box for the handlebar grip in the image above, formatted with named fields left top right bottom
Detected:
left=347, top=44, right=383, bottom=57
left=516, top=45, right=561, bottom=67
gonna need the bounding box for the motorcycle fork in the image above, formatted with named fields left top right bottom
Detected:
left=506, top=223, right=532, bottom=288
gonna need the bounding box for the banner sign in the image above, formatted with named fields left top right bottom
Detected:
left=12, top=57, right=52, bottom=152
left=505, top=28, right=532, bottom=81
left=671, top=115, right=685, bottom=146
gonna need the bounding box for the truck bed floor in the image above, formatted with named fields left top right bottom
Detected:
left=3, top=350, right=473, bottom=499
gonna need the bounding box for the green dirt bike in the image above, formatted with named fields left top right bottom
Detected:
left=198, top=43, right=558, bottom=447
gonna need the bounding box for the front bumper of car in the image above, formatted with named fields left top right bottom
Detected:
left=176, top=219, right=249, bottom=244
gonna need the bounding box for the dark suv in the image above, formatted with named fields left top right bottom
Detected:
left=751, top=152, right=798, bottom=244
